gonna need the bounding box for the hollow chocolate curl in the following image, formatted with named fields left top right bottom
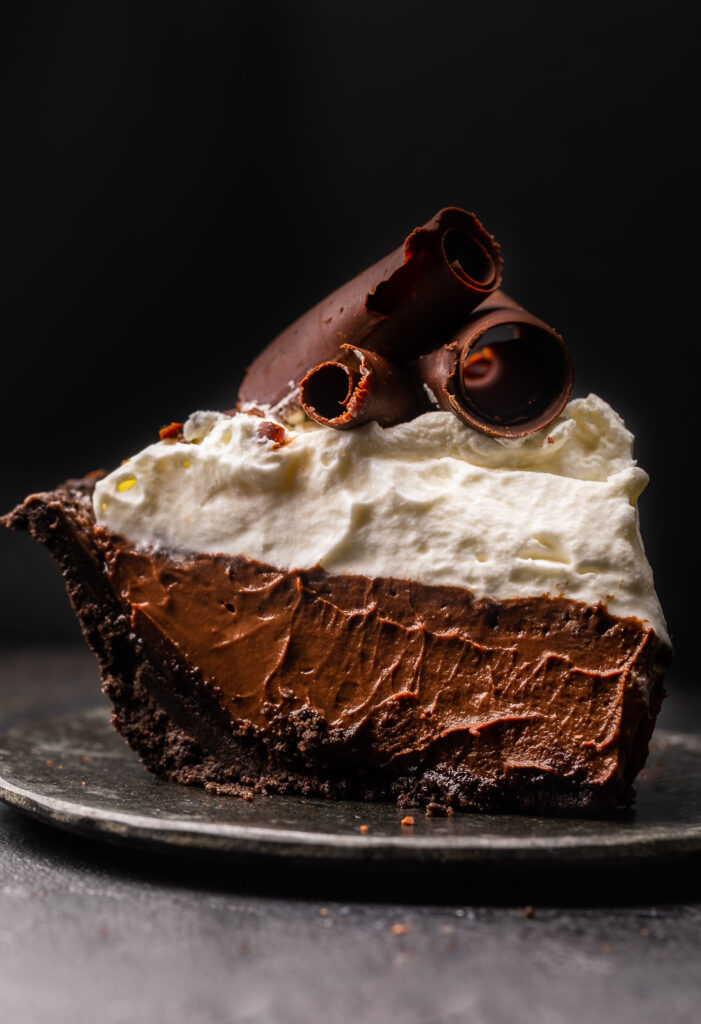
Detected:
left=300, top=345, right=423, bottom=429
left=238, top=207, right=503, bottom=410
left=416, top=296, right=574, bottom=438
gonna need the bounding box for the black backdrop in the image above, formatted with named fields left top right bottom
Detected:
left=2, top=1, right=699, bottom=678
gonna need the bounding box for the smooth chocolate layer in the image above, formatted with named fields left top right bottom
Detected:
left=3, top=479, right=670, bottom=814
left=238, top=207, right=503, bottom=411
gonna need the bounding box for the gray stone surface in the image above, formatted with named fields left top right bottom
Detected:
left=1, top=647, right=700, bottom=1024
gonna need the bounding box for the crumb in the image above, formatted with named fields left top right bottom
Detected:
left=391, top=923, right=411, bottom=936
left=159, top=421, right=184, bottom=441
left=82, top=756, right=91, bottom=763
left=640, top=927, right=650, bottom=936
left=318, top=907, right=328, bottom=917
left=204, top=780, right=254, bottom=800
left=425, top=802, right=454, bottom=817
left=81, top=781, right=86, bottom=787
left=401, top=815, right=415, bottom=827
left=523, top=906, right=535, bottom=919
left=58, top=764, right=63, bottom=770
left=46, top=760, right=53, bottom=766
left=359, top=824, right=369, bottom=834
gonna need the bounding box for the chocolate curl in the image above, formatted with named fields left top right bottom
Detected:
left=300, top=345, right=423, bottom=429
left=416, top=297, right=573, bottom=438
left=238, top=207, right=503, bottom=409
left=472, top=287, right=523, bottom=314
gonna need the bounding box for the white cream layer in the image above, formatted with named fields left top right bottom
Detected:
left=93, top=394, right=668, bottom=643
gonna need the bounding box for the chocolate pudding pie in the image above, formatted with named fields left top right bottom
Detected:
left=3, top=207, right=671, bottom=814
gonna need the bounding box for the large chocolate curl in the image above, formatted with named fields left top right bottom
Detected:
left=238, top=207, right=503, bottom=410
left=416, top=293, right=574, bottom=438
left=300, top=345, right=423, bottom=429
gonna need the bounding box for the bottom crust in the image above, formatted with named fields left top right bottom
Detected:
left=3, top=478, right=671, bottom=816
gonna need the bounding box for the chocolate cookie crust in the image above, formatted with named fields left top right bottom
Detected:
left=3, top=479, right=670, bottom=815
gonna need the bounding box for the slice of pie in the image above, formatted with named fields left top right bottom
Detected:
left=3, top=396, right=671, bottom=814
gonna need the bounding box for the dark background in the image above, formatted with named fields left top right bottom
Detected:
left=1, top=1, right=698, bottom=678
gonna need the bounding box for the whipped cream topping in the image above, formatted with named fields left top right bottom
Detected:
left=94, top=395, right=668, bottom=643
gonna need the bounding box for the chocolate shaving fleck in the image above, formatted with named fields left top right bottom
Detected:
left=238, top=207, right=503, bottom=410
left=158, top=422, right=184, bottom=441
left=256, top=421, right=289, bottom=448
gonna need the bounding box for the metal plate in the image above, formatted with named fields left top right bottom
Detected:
left=0, top=707, right=700, bottom=868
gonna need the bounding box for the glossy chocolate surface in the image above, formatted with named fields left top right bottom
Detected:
left=239, top=207, right=503, bottom=410
left=239, top=203, right=572, bottom=438
left=416, top=300, right=573, bottom=437
left=300, top=345, right=423, bottom=428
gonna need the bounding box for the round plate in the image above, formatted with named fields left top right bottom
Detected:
left=1, top=707, right=700, bottom=868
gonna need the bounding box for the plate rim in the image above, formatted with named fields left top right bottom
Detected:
left=1, top=709, right=700, bottom=866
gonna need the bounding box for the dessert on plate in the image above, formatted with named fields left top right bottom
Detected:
left=3, top=207, right=671, bottom=815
